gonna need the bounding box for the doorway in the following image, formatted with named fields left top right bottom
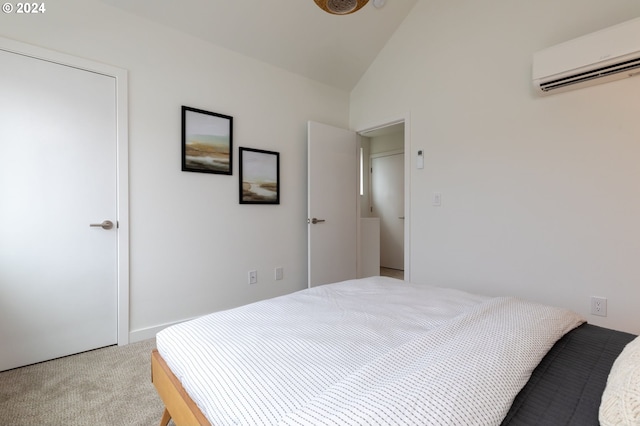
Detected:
left=359, top=121, right=407, bottom=280
left=307, top=118, right=409, bottom=285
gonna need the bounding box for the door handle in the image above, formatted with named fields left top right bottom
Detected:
left=310, top=218, right=326, bottom=224
left=89, top=220, right=114, bottom=230
left=399, top=216, right=405, bottom=219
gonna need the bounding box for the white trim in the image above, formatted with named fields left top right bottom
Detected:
left=114, top=62, right=130, bottom=346
left=356, top=137, right=363, bottom=278
left=357, top=113, right=411, bottom=282
left=404, top=113, right=411, bottom=283
left=358, top=117, right=406, bottom=134
left=129, top=326, right=165, bottom=344
left=128, top=317, right=197, bottom=343
left=0, top=37, right=131, bottom=345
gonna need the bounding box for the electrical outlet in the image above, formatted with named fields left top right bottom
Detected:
left=275, top=267, right=284, bottom=281
left=248, top=270, right=257, bottom=285
left=590, top=296, right=607, bottom=317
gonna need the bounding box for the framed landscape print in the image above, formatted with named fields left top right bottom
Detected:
left=182, top=106, right=233, bottom=175
left=239, top=147, right=280, bottom=205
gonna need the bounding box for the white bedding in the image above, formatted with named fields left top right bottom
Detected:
left=156, top=276, right=584, bottom=425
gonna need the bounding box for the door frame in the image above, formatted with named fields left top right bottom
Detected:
left=357, top=113, right=411, bottom=282
left=0, top=37, right=130, bottom=345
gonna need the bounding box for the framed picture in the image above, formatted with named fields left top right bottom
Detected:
left=182, top=106, right=233, bottom=174
left=239, top=147, right=280, bottom=205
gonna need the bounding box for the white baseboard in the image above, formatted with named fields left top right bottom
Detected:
left=128, top=317, right=196, bottom=343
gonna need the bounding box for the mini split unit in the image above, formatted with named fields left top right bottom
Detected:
left=532, top=17, right=640, bottom=95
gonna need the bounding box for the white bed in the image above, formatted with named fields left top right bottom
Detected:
left=154, top=276, right=585, bottom=425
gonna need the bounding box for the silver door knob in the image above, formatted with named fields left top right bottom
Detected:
left=89, top=220, right=114, bottom=230
left=310, top=218, right=326, bottom=224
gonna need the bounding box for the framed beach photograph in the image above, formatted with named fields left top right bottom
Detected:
left=239, top=147, right=280, bottom=205
left=182, top=106, right=233, bottom=174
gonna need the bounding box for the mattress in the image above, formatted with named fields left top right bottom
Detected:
left=502, top=323, right=637, bottom=425
left=156, top=276, right=585, bottom=425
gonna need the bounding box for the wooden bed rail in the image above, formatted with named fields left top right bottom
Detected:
left=151, top=349, right=211, bottom=426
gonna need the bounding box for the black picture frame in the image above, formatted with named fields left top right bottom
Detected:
left=239, top=147, right=280, bottom=205
left=182, top=106, right=233, bottom=175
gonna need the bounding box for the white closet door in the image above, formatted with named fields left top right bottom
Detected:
left=0, top=49, right=118, bottom=371
left=372, top=153, right=404, bottom=270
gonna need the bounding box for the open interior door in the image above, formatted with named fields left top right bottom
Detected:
left=307, top=121, right=358, bottom=287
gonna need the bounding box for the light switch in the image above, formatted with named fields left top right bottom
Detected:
left=433, top=192, right=442, bottom=206
left=417, top=150, right=424, bottom=169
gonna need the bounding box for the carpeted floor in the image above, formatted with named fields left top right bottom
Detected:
left=0, top=338, right=170, bottom=426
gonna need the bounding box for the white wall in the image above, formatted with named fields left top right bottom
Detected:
left=351, top=0, right=640, bottom=334
left=0, top=0, right=350, bottom=340
left=4, top=0, right=639, bottom=338
left=370, top=132, right=403, bottom=155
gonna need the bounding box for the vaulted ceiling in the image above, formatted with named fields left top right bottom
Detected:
left=99, top=0, right=418, bottom=91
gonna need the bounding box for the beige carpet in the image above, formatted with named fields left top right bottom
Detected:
left=0, top=339, right=170, bottom=426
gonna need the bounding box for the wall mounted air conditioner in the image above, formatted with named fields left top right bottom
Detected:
left=532, top=17, right=640, bottom=95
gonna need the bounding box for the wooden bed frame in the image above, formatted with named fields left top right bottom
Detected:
left=151, top=349, right=211, bottom=426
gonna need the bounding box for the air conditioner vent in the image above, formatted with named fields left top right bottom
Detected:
left=532, top=17, right=640, bottom=95
left=540, top=57, right=640, bottom=92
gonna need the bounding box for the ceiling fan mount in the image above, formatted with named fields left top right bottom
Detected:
left=313, top=0, right=384, bottom=15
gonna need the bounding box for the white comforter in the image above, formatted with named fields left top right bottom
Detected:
left=156, top=276, right=584, bottom=425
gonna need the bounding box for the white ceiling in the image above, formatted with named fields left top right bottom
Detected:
left=98, top=0, right=418, bottom=91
